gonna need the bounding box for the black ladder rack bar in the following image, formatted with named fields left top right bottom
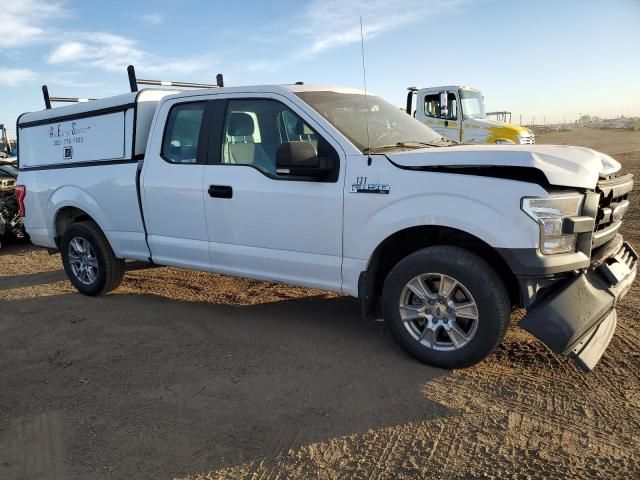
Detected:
left=127, top=64, right=224, bottom=92
left=50, top=97, right=95, bottom=103
left=136, top=78, right=220, bottom=89
left=42, top=85, right=95, bottom=109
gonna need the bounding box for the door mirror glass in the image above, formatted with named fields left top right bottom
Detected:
left=439, top=91, right=449, bottom=118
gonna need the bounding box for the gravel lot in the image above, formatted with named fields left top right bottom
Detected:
left=1, top=128, right=639, bottom=479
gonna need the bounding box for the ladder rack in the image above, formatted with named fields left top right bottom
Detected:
left=41, top=65, right=225, bottom=109
left=127, top=65, right=224, bottom=92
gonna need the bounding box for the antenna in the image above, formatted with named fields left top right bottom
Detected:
left=360, top=17, right=372, bottom=164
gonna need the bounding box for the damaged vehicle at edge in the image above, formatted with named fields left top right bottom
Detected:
left=0, top=163, right=26, bottom=247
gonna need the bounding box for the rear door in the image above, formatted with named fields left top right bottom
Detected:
left=141, top=99, right=211, bottom=270
left=201, top=94, right=345, bottom=292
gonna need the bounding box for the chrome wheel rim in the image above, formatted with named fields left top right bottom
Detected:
left=399, top=273, right=479, bottom=351
left=68, top=237, right=99, bottom=285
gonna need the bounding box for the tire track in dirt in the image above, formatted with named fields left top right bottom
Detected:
left=180, top=323, right=640, bottom=480
left=0, top=411, right=67, bottom=480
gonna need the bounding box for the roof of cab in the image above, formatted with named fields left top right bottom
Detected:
left=282, top=84, right=367, bottom=95
left=161, top=84, right=368, bottom=101
left=418, top=85, right=481, bottom=92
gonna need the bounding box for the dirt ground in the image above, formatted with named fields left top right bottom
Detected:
left=1, top=128, right=639, bottom=479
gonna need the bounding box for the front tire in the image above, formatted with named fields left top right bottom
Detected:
left=60, top=221, right=125, bottom=296
left=382, top=246, right=510, bottom=369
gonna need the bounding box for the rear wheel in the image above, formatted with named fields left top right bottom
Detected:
left=382, top=246, right=510, bottom=369
left=60, top=221, right=125, bottom=296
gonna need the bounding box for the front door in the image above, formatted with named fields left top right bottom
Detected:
left=421, top=90, right=461, bottom=142
left=202, top=96, right=345, bottom=292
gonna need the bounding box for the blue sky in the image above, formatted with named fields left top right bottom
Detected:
left=1, top=0, right=639, bottom=136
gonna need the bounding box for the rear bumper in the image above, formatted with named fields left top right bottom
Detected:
left=25, top=227, right=56, bottom=249
left=519, top=241, right=637, bottom=371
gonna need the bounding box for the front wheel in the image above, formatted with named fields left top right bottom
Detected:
left=60, top=221, right=125, bottom=296
left=381, top=246, right=510, bottom=369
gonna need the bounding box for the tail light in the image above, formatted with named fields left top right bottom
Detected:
left=15, top=185, right=26, bottom=217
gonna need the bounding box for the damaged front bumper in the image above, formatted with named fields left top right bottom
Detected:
left=520, top=240, right=637, bottom=371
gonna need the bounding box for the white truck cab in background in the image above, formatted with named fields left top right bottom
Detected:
left=15, top=67, right=636, bottom=371
left=406, top=85, right=535, bottom=145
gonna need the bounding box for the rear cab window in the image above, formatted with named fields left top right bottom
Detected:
left=161, top=102, right=205, bottom=164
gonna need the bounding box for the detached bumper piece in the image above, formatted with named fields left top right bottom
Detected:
left=520, top=242, right=637, bottom=371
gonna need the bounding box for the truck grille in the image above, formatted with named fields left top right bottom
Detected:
left=593, top=173, right=633, bottom=248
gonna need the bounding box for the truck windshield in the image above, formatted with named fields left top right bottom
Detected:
left=294, top=91, right=443, bottom=152
left=460, top=90, right=486, bottom=119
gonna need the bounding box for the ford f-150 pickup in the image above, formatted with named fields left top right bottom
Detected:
left=15, top=69, right=636, bottom=371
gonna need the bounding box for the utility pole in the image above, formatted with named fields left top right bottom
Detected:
left=519, top=114, right=522, bottom=125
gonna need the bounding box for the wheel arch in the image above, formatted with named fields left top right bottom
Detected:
left=48, top=185, right=114, bottom=249
left=54, top=206, right=101, bottom=248
left=359, top=225, right=521, bottom=317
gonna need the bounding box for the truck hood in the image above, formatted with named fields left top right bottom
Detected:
left=386, top=144, right=621, bottom=189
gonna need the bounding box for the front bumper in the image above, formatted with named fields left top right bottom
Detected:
left=519, top=241, right=637, bottom=371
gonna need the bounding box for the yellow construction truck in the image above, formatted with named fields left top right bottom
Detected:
left=406, top=86, right=535, bottom=145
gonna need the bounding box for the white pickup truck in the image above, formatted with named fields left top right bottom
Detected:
left=16, top=69, right=636, bottom=371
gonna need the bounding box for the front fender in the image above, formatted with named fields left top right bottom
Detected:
left=343, top=175, right=546, bottom=263
left=370, top=192, right=520, bottom=245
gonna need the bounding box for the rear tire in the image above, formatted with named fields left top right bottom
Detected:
left=60, top=221, right=125, bottom=296
left=381, top=245, right=510, bottom=369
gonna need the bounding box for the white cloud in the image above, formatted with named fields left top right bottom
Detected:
left=47, top=33, right=219, bottom=77
left=245, top=60, right=285, bottom=72
left=295, top=0, right=462, bottom=57
left=48, top=71, right=105, bottom=88
left=141, top=13, right=164, bottom=25
left=0, top=68, right=37, bottom=86
left=0, top=0, right=65, bottom=48
left=48, top=33, right=144, bottom=72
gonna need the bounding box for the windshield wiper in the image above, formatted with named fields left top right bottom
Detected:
left=363, top=142, right=432, bottom=154
left=363, top=138, right=458, bottom=154
left=404, top=138, right=458, bottom=147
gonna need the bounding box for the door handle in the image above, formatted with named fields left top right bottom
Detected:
left=208, top=185, right=233, bottom=199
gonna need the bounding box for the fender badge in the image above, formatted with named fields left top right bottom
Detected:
left=350, top=184, right=390, bottom=194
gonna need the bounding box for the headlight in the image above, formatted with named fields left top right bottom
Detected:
left=522, top=193, right=584, bottom=254
left=516, top=134, right=534, bottom=144
left=495, top=139, right=515, bottom=145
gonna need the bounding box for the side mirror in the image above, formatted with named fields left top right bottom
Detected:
left=276, top=141, right=334, bottom=179
left=439, top=91, right=449, bottom=118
